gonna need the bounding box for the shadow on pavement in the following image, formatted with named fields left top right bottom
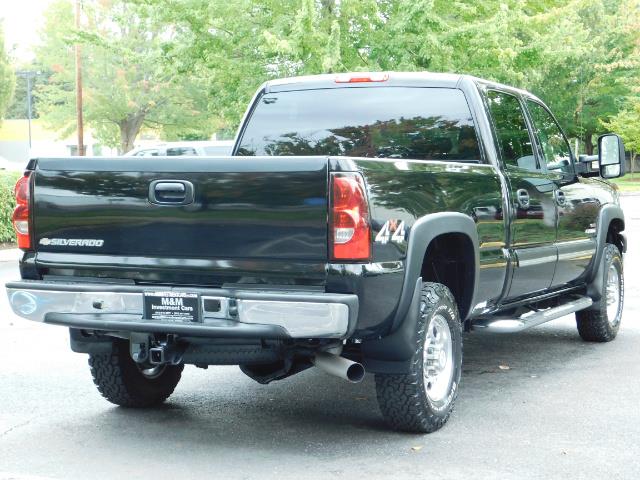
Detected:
left=81, top=322, right=599, bottom=452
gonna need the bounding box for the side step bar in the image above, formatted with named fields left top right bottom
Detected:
left=471, top=296, right=593, bottom=333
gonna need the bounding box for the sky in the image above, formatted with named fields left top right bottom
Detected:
left=1, top=0, right=53, bottom=63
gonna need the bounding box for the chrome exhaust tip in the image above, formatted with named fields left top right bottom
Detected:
left=312, top=351, right=365, bottom=383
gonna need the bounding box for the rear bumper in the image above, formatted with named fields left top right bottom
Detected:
left=5, top=281, right=358, bottom=339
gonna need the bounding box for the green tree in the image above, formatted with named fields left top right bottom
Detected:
left=134, top=0, right=386, bottom=131
left=46, top=0, right=640, bottom=152
left=603, top=99, right=640, bottom=172
left=4, top=67, right=50, bottom=119
left=148, top=0, right=640, bottom=141
left=0, top=24, right=16, bottom=123
left=372, top=1, right=529, bottom=81
left=36, top=0, right=211, bottom=153
left=373, top=0, right=640, bottom=154
left=523, top=0, right=640, bottom=154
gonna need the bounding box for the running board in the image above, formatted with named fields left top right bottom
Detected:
left=471, top=296, right=593, bottom=333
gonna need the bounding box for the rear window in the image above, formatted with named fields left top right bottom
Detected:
left=236, top=87, right=481, bottom=162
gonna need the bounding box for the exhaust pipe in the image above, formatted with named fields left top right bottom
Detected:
left=312, top=352, right=365, bottom=383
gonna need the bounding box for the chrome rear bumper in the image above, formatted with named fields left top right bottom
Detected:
left=5, top=281, right=358, bottom=339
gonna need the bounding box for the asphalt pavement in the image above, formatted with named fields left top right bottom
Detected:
left=1, top=197, right=640, bottom=480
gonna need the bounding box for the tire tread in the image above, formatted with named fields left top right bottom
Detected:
left=89, top=339, right=183, bottom=407
left=375, top=282, right=462, bottom=433
left=576, top=243, right=623, bottom=343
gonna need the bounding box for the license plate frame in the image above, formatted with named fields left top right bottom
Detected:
left=143, top=291, right=201, bottom=323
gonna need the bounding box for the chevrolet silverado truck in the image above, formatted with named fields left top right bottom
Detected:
left=6, top=72, right=627, bottom=433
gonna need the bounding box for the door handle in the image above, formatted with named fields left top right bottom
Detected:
left=554, top=189, right=567, bottom=206
left=516, top=189, right=530, bottom=209
left=149, top=180, right=194, bottom=205
left=155, top=182, right=185, bottom=196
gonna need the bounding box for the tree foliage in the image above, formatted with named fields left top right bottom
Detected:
left=522, top=0, right=640, bottom=152
left=603, top=99, right=640, bottom=170
left=0, top=171, right=21, bottom=243
left=36, top=0, right=211, bottom=153
left=4, top=70, right=50, bottom=119
left=0, top=24, right=16, bottom=123
left=604, top=99, right=640, bottom=152
left=35, top=0, right=640, bottom=153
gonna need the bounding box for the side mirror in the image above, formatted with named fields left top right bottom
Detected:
left=598, top=134, right=625, bottom=179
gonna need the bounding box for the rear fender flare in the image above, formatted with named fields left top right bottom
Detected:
left=361, top=213, right=479, bottom=372
left=393, top=212, right=480, bottom=328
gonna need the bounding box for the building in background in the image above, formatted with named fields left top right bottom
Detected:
left=0, top=119, right=119, bottom=169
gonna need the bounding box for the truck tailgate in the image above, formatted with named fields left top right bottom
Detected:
left=32, top=156, right=328, bottom=264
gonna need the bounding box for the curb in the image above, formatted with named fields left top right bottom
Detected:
left=0, top=249, right=21, bottom=263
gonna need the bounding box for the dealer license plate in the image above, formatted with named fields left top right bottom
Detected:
left=143, top=292, right=201, bottom=323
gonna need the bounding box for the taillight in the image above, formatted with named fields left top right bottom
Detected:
left=12, top=174, right=31, bottom=250
left=330, top=173, right=370, bottom=261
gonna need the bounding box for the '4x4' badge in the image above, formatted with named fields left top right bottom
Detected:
left=375, top=220, right=406, bottom=244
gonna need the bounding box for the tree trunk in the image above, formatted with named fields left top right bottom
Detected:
left=118, top=112, right=146, bottom=154
left=320, top=0, right=336, bottom=14
left=583, top=131, right=594, bottom=155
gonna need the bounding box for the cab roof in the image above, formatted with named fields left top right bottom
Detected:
left=264, top=71, right=463, bottom=92
left=263, top=71, right=538, bottom=101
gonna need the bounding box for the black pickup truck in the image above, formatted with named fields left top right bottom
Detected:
left=6, top=72, right=627, bottom=433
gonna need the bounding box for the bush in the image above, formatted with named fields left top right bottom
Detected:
left=0, top=170, right=21, bottom=243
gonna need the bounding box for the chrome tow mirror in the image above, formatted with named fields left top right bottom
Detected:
left=598, top=134, right=625, bottom=179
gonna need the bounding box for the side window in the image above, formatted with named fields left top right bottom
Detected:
left=527, top=101, right=573, bottom=176
left=167, top=147, right=197, bottom=156
left=487, top=91, right=538, bottom=171
left=134, top=149, right=159, bottom=157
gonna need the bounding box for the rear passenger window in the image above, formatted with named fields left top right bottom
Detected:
left=487, top=91, right=538, bottom=171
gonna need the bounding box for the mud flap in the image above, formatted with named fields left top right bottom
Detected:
left=360, top=278, right=423, bottom=374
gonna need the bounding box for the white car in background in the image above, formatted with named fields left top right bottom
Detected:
left=124, top=140, right=234, bottom=157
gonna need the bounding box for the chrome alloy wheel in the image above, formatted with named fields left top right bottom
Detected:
left=606, top=263, right=622, bottom=326
left=423, top=314, right=454, bottom=403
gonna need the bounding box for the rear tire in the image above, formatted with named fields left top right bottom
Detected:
left=375, top=282, right=463, bottom=433
left=576, top=243, right=624, bottom=342
left=89, top=339, right=183, bottom=407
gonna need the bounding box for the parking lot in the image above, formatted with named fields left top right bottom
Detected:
left=1, top=196, right=639, bottom=480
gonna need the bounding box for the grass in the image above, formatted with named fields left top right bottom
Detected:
left=610, top=172, right=640, bottom=193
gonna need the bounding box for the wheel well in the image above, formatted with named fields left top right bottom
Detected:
left=420, top=233, right=475, bottom=320
left=607, top=218, right=625, bottom=254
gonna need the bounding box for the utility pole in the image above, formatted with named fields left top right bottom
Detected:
left=16, top=70, right=38, bottom=149
left=75, top=0, right=84, bottom=156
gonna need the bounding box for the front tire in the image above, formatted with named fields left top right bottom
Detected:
left=576, top=243, right=624, bottom=342
left=375, top=282, right=463, bottom=433
left=89, top=339, right=183, bottom=407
